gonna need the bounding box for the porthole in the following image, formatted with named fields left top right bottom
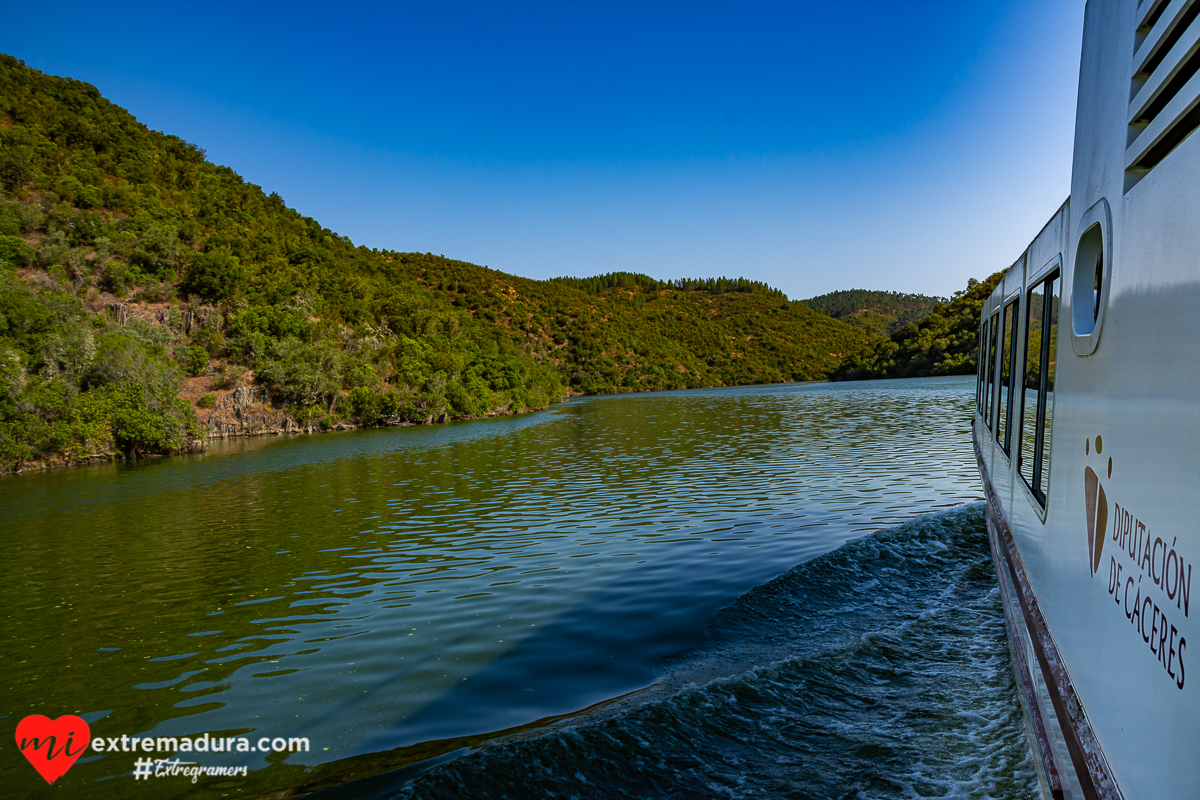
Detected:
left=1073, top=224, right=1103, bottom=336
left=1070, top=198, right=1111, bottom=356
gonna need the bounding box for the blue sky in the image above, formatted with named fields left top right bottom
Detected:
left=3, top=1, right=1084, bottom=299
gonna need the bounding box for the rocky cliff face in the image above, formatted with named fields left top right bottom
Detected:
left=201, top=386, right=448, bottom=438
left=204, top=386, right=323, bottom=438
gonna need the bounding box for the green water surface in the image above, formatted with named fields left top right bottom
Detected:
left=1, top=376, right=982, bottom=798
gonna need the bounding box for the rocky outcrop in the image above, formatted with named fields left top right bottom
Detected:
left=200, top=382, right=556, bottom=440
left=205, top=386, right=320, bottom=438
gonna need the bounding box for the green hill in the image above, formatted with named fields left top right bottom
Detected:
left=0, top=54, right=878, bottom=472
left=406, top=263, right=872, bottom=393
left=829, top=272, right=1005, bottom=380
left=800, top=289, right=946, bottom=337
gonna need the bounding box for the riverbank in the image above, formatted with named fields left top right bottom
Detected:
left=5, top=385, right=565, bottom=474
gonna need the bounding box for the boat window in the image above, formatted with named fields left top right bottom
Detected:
left=1068, top=201, right=1110, bottom=355
left=976, top=317, right=989, bottom=416
left=1019, top=271, right=1061, bottom=505
left=1072, top=223, right=1105, bottom=337
left=1019, top=284, right=1045, bottom=487
left=984, top=311, right=999, bottom=430
left=996, top=299, right=1019, bottom=455
left=1040, top=275, right=1059, bottom=499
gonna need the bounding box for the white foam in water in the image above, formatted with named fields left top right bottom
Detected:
left=377, top=505, right=1040, bottom=800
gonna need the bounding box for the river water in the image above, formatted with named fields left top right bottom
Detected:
left=1, top=376, right=1039, bottom=799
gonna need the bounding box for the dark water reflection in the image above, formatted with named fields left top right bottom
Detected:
left=1, top=376, right=982, bottom=798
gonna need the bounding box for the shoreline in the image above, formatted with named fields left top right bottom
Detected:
left=5, top=375, right=983, bottom=477
left=3, top=398, right=564, bottom=476
left=5, top=376, right=979, bottom=477
left=5, top=378, right=838, bottom=477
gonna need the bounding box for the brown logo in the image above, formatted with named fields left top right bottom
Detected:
left=1084, top=435, right=1112, bottom=576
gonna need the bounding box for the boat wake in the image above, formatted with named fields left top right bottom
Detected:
left=358, top=504, right=1040, bottom=799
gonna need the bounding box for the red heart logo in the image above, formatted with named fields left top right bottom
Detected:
left=15, top=715, right=91, bottom=784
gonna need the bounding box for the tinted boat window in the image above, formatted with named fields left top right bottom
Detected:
left=1040, top=274, right=1060, bottom=499
left=1019, top=282, right=1045, bottom=488
left=976, top=317, right=989, bottom=415
left=1019, top=271, right=1061, bottom=505
left=997, top=299, right=1019, bottom=455
left=985, top=311, right=999, bottom=430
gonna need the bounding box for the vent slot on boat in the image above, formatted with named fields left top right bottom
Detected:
left=1138, top=0, right=1173, bottom=41
left=1126, top=0, right=1200, bottom=190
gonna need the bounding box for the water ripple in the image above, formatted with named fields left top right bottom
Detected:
left=0, top=376, right=992, bottom=799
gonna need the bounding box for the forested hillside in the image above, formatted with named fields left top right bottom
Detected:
left=800, top=289, right=946, bottom=337
left=0, top=54, right=877, bottom=472
left=407, top=262, right=871, bottom=393
left=829, top=272, right=1005, bottom=380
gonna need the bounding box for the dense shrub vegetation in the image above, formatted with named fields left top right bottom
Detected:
left=829, top=272, right=1005, bottom=380
left=411, top=259, right=877, bottom=394
left=551, top=272, right=785, bottom=299
left=0, top=54, right=571, bottom=469
left=0, top=270, right=201, bottom=466
left=800, top=289, right=947, bottom=337
left=0, top=54, right=889, bottom=472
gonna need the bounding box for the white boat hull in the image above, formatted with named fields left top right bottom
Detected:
left=975, top=1, right=1200, bottom=797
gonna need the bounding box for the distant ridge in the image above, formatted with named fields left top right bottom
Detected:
left=829, top=273, right=1005, bottom=380
left=551, top=272, right=785, bottom=299
left=800, top=289, right=947, bottom=337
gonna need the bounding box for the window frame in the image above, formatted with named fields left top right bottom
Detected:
left=984, top=310, right=1000, bottom=430
left=976, top=316, right=990, bottom=416
left=996, top=296, right=1020, bottom=457
left=1018, top=260, right=1062, bottom=510
left=1069, top=199, right=1111, bottom=356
